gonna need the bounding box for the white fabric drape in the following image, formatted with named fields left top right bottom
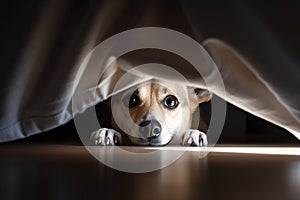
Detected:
left=1, top=0, right=299, bottom=142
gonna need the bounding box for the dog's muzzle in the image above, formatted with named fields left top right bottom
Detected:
left=129, top=115, right=172, bottom=146
left=139, top=119, right=161, bottom=139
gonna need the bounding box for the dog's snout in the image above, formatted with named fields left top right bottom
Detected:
left=151, top=121, right=161, bottom=137
left=139, top=120, right=151, bottom=127
left=139, top=120, right=161, bottom=138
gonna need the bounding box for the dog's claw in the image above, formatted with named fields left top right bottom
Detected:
left=90, top=128, right=122, bottom=146
left=182, top=129, right=208, bottom=146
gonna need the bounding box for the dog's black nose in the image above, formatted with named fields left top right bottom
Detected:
left=139, top=120, right=161, bottom=138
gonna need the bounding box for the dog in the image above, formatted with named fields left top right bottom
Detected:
left=91, top=79, right=212, bottom=146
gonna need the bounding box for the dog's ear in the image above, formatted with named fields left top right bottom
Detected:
left=194, top=88, right=212, bottom=104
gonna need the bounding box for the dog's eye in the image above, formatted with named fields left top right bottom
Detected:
left=123, top=94, right=140, bottom=109
left=163, top=95, right=179, bottom=110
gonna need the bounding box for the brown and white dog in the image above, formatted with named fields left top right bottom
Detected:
left=91, top=79, right=212, bottom=146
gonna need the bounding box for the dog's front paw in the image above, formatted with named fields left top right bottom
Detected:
left=181, top=129, right=208, bottom=146
left=90, top=128, right=122, bottom=146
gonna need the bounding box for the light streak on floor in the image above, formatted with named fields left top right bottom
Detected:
left=144, top=146, right=300, bottom=155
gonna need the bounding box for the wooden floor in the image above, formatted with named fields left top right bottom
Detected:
left=0, top=144, right=300, bottom=200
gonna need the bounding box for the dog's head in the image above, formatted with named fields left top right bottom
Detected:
left=111, top=80, right=212, bottom=146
